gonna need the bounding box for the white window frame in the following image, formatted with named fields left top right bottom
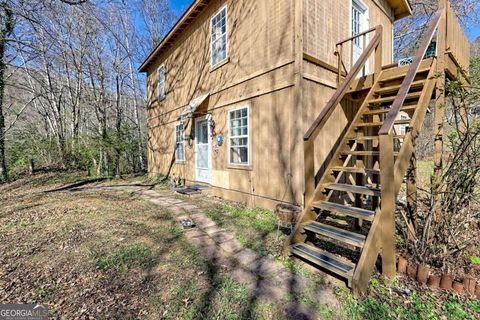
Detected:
left=175, top=123, right=185, bottom=161
left=350, top=0, right=369, bottom=71
left=157, top=65, right=165, bottom=101
left=210, top=5, right=229, bottom=68
left=228, top=106, right=250, bottom=166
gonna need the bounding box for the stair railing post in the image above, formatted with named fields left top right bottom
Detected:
left=374, top=26, right=383, bottom=82
left=379, top=132, right=396, bottom=278
left=336, top=44, right=343, bottom=85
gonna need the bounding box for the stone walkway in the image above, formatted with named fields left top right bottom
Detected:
left=70, top=183, right=339, bottom=319
left=136, top=188, right=339, bottom=319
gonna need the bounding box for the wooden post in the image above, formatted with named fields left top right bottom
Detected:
left=337, top=45, right=343, bottom=85
left=355, top=141, right=364, bottom=229
left=379, top=133, right=396, bottom=278
left=303, top=140, right=315, bottom=206
left=406, top=153, right=417, bottom=240
left=374, top=26, right=383, bottom=82
left=292, top=0, right=304, bottom=206
left=433, top=0, right=447, bottom=222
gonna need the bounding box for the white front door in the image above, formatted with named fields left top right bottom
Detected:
left=195, top=117, right=211, bottom=184
left=351, top=0, right=368, bottom=67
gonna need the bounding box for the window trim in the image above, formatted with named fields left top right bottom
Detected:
left=350, top=0, right=369, bottom=71
left=228, top=105, right=250, bottom=166
left=210, top=5, right=229, bottom=68
left=175, top=122, right=185, bottom=162
left=157, top=65, right=166, bottom=101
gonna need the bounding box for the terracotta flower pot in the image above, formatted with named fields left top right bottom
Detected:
left=475, top=285, right=480, bottom=297
left=398, top=256, right=408, bottom=274
left=417, top=265, right=430, bottom=284
left=440, top=274, right=453, bottom=290
left=407, top=263, right=417, bottom=279
left=452, top=281, right=464, bottom=294
left=407, top=263, right=418, bottom=278
left=427, top=275, right=441, bottom=288
left=463, top=277, right=476, bottom=295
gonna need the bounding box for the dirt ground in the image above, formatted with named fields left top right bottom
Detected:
left=1, top=172, right=478, bottom=320
left=0, top=173, right=291, bottom=319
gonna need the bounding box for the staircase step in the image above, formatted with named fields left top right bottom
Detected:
left=323, top=183, right=381, bottom=196
left=340, top=151, right=399, bottom=156
left=376, top=80, right=425, bottom=95
left=312, top=201, right=375, bottom=221
left=348, top=135, right=405, bottom=141
left=355, top=119, right=410, bottom=127
left=331, top=166, right=380, bottom=175
left=364, top=105, right=416, bottom=115
left=379, top=66, right=431, bottom=83
left=291, top=243, right=355, bottom=282
left=369, top=92, right=421, bottom=105
left=304, top=221, right=366, bottom=248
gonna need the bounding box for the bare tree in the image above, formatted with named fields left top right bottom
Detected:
left=0, top=0, right=14, bottom=182
left=0, top=0, right=93, bottom=181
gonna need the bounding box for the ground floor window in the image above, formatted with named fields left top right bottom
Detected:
left=229, top=106, right=249, bottom=165
left=175, top=123, right=185, bottom=161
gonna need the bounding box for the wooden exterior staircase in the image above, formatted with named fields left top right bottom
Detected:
left=289, top=2, right=470, bottom=294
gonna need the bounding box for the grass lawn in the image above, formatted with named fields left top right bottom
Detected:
left=0, top=173, right=276, bottom=319
left=0, top=172, right=478, bottom=319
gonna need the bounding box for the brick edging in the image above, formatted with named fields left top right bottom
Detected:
left=397, top=256, right=480, bottom=296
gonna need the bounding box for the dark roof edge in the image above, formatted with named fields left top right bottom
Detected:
left=139, top=0, right=209, bottom=72
left=139, top=0, right=411, bottom=73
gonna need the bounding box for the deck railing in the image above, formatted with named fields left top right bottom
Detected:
left=334, top=27, right=380, bottom=84
left=445, top=1, right=470, bottom=71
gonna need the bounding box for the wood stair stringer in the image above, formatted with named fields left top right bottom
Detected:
left=352, top=59, right=438, bottom=294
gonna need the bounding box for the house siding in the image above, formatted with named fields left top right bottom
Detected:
left=146, top=0, right=299, bottom=209
left=303, top=0, right=394, bottom=70
left=145, top=0, right=397, bottom=210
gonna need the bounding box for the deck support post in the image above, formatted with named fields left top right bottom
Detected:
left=432, top=0, right=447, bottom=223
left=406, top=152, right=417, bottom=240
left=379, top=133, right=396, bottom=278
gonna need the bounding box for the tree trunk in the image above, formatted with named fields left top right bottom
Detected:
left=114, top=74, right=121, bottom=178
left=0, top=1, right=14, bottom=183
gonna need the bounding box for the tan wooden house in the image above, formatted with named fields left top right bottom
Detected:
left=140, top=0, right=470, bottom=293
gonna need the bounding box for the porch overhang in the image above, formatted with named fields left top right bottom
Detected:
left=180, top=93, right=210, bottom=121
left=388, top=0, right=412, bottom=20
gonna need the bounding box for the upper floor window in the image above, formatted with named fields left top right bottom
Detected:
left=229, top=106, right=249, bottom=165
left=175, top=123, right=185, bottom=161
left=158, top=65, right=165, bottom=101
left=211, top=6, right=228, bottom=67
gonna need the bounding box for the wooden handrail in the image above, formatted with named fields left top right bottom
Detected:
left=379, top=9, right=443, bottom=135
left=335, top=27, right=379, bottom=46
left=304, top=25, right=383, bottom=141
